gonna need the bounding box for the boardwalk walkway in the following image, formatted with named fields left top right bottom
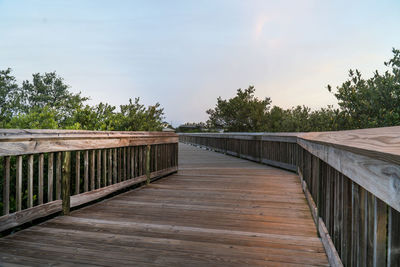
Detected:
left=0, top=143, right=328, bottom=266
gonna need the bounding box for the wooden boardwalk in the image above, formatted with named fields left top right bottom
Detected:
left=0, top=143, right=328, bottom=266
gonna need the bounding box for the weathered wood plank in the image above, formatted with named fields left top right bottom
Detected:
left=3, top=156, right=10, bottom=215
left=56, top=152, right=62, bottom=200
left=28, top=155, right=33, bottom=208
left=62, top=152, right=71, bottom=215
left=48, top=153, right=54, bottom=202
left=16, top=155, right=22, bottom=211
left=90, top=150, right=95, bottom=191
left=38, top=154, right=44, bottom=205
left=75, top=151, right=80, bottom=195
left=84, top=150, right=89, bottom=192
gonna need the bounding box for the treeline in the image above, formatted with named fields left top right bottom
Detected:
left=205, top=48, right=400, bottom=132
left=0, top=70, right=165, bottom=131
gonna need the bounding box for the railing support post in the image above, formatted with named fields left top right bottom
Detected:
left=62, top=151, right=71, bottom=215
left=146, top=144, right=151, bottom=184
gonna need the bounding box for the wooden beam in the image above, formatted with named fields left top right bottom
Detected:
left=61, top=152, right=71, bottom=215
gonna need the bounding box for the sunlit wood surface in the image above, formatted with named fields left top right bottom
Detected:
left=0, top=143, right=328, bottom=266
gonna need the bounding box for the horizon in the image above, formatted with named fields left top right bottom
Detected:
left=1, top=0, right=400, bottom=127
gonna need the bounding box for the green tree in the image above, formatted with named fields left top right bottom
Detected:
left=328, top=48, right=400, bottom=129
left=20, top=72, right=88, bottom=127
left=206, top=86, right=271, bottom=132
left=0, top=68, right=22, bottom=126
left=115, top=98, right=164, bottom=131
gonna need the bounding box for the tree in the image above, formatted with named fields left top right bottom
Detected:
left=114, top=98, right=164, bottom=131
left=206, top=86, right=271, bottom=132
left=20, top=72, right=88, bottom=127
left=328, top=48, right=400, bottom=129
left=0, top=68, right=22, bottom=126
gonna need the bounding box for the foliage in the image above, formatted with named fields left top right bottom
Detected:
left=206, top=48, right=400, bottom=132
left=206, top=86, right=271, bottom=132
left=0, top=70, right=165, bottom=131
left=328, top=48, right=400, bottom=129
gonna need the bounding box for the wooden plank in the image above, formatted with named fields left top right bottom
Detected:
left=146, top=145, right=151, bottom=184
left=56, top=152, right=62, bottom=200
left=298, top=139, right=400, bottom=213
left=103, top=149, right=107, bottom=186
left=118, top=148, right=121, bottom=182
left=62, top=152, right=71, bottom=215
left=0, top=200, right=62, bottom=232
left=70, top=167, right=177, bottom=208
left=318, top=218, right=344, bottom=267
left=374, top=197, right=387, bottom=267
left=48, top=153, right=54, bottom=202
left=28, top=155, right=33, bottom=208
left=38, top=154, right=44, bottom=205
left=90, top=150, right=95, bottom=190
left=3, top=156, right=10, bottom=215
left=0, top=130, right=178, bottom=156
left=97, top=150, right=101, bottom=188
left=131, top=147, right=134, bottom=178
left=75, top=151, right=80, bottom=195
left=388, top=207, right=400, bottom=266
left=108, top=149, right=112, bottom=185
left=84, top=150, right=89, bottom=192
left=113, top=148, right=117, bottom=184
left=16, top=155, right=22, bottom=211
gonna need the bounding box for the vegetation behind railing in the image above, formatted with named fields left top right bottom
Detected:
left=180, top=127, right=400, bottom=267
left=0, top=129, right=178, bottom=232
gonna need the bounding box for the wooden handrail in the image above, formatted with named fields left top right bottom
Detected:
left=0, top=130, right=178, bottom=232
left=180, top=126, right=400, bottom=267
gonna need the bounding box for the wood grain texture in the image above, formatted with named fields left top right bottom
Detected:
left=298, top=138, right=400, bottom=213
left=48, top=153, right=54, bottom=202
left=0, top=143, right=327, bottom=266
left=0, top=130, right=178, bottom=156
left=28, top=155, right=33, bottom=208
left=2, top=156, right=10, bottom=215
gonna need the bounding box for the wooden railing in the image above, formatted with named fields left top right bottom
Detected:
left=180, top=127, right=400, bottom=267
left=0, top=129, right=178, bottom=232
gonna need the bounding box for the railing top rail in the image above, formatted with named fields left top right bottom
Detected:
left=0, top=129, right=177, bottom=141
left=0, top=129, right=178, bottom=156
left=179, top=126, right=400, bottom=165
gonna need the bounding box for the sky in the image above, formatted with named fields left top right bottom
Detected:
left=1, top=0, right=400, bottom=126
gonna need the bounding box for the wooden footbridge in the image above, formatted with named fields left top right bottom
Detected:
left=0, top=128, right=399, bottom=266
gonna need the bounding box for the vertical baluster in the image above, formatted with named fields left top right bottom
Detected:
left=3, top=156, right=10, bottom=215
left=38, top=154, right=44, bottom=204
left=139, top=146, right=143, bottom=175
left=103, top=149, right=107, bottom=186
left=28, top=155, right=33, bottom=208
left=84, top=150, right=89, bottom=192
left=48, top=153, right=54, bottom=202
left=146, top=145, right=151, bottom=184
left=123, top=147, right=126, bottom=181
left=130, top=147, right=134, bottom=178
left=118, top=148, right=122, bottom=182
left=108, top=149, right=112, bottom=185
left=127, top=147, right=130, bottom=179
left=56, top=152, right=62, bottom=200
left=90, top=150, right=95, bottom=190
left=16, top=155, right=22, bottom=211
left=113, top=148, right=117, bottom=183
left=62, top=152, right=71, bottom=215
left=97, top=150, right=101, bottom=188
left=75, top=151, right=80, bottom=195
left=154, top=145, right=158, bottom=172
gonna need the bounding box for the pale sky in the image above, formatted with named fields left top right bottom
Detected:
left=1, top=0, right=399, bottom=126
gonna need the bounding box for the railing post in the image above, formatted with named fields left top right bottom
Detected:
left=146, top=144, right=151, bottom=184
left=62, top=151, right=71, bottom=215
